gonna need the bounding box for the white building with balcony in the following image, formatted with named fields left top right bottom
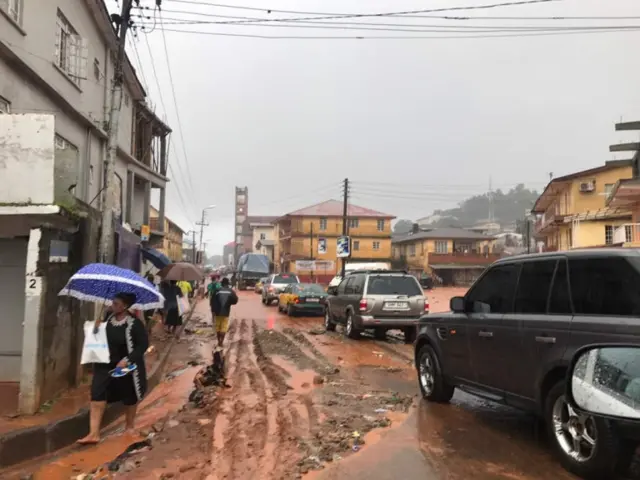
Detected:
left=0, top=0, right=171, bottom=414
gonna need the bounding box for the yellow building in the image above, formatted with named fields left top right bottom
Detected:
left=150, top=206, right=184, bottom=262
left=532, top=160, right=633, bottom=250
left=392, top=227, right=499, bottom=286
left=275, top=200, right=395, bottom=282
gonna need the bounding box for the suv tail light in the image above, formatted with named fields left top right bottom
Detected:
left=424, top=299, right=430, bottom=312
left=359, top=298, right=368, bottom=312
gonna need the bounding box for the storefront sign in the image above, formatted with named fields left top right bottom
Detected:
left=295, top=260, right=336, bottom=271
left=140, top=224, right=150, bottom=242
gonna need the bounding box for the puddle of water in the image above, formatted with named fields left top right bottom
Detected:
left=271, top=356, right=318, bottom=394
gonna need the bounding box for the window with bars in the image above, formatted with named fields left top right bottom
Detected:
left=0, top=96, right=10, bottom=114
left=348, top=218, right=359, bottom=228
left=353, top=240, right=360, bottom=251
left=373, top=241, right=380, bottom=251
left=625, top=225, right=634, bottom=243
left=319, top=218, right=327, bottom=231
left=0, top=0, right=22, bottom=25
left=377, top=219, right=385, bottom=231
left=409, top=244, right=416, bottom=256
left=54, top=10, right=88, bottom=85
left=435, top=240, right=448, bottom=253
left=605, top=225, right=613, bottom=245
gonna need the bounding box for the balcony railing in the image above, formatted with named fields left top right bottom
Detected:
left=428, top=252, right=502, bottom=266
left=613, top=224, right=639, bottom=244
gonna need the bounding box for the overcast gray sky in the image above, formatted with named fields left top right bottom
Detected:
left=131, top=0, right=640, bottom=255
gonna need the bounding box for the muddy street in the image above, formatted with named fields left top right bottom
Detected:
left=5, top=289, right=631, bottom=479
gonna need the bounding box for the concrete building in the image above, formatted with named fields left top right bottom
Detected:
left=248, top=216, right=277, bottom=263
left=149, top=207, right=184, bottom=262
left=532, top=160, right=633, bottom=250
left=275, top=200, right=395, bottom=283
left=0, top=0, right=170, bottom=414
left=0, top=0, right=170, bottom=236
left=392, top=227, right=499, bottom=286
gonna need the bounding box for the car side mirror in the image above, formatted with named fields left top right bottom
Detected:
left=567, top=345, right=640, bottom=421
left=450, top=296, right=465, bottom=313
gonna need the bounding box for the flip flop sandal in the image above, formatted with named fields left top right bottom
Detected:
left=110, top=364, right=138, bottom=378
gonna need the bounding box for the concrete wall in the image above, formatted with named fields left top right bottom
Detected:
left=0, top=114, right=55, bottom=204
left=0, top=0, right=143, bottom=206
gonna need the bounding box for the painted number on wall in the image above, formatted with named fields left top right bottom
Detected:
left=26, top=276, right=41, bottom=295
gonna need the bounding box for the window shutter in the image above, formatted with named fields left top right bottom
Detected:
left=54, top=28, right=61, bottom=64
left=68, top=34, right=78, bottom=77
left=75, top=36, right=89, bottom=79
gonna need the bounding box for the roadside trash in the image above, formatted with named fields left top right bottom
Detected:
left=308, top=328, right=325, bottom=335
left=352, top=445, right=360, bottom=452
left=145, top=345, right=156, bottom=355
left=107, top=439, right=152, bottom=472
left=165, top=367, right=189, bottom=380
left=374, top=408, right=388, bottom=413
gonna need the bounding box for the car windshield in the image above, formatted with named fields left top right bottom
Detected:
left=274, top=275, right=297, bottom=284
left=298, top=284, right=325, bottom=294
left=367, top=275, right=422, bottom=296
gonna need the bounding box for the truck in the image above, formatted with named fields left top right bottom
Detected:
left=235, top=253, right=271, bottom=290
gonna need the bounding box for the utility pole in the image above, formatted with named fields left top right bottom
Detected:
left=196, top=211, right=209, bottom=259
left=340, top=178, right=349, bottom=278
left=192, top=231, right=197, bottom=265
left=310, top=222, right=314, bottom=283
left=99, top=0, right=135, bottom=262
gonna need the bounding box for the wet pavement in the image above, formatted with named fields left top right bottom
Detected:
left=5, top=288, right=636, bottom=479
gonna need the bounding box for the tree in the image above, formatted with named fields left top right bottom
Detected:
left=394, top=219, right=414, bottom=234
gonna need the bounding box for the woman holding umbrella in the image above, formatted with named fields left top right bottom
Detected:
left=58, top=263, right=164, bottom=444
left=78, top=292, right=148, bottom=444
left=158, top=262, right=204, bottom=334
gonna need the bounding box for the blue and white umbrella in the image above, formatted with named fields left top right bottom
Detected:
left=59, top=263, right=165, bottom=310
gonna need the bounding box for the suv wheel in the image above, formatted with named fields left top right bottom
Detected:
left=545, top=381, right=619, bottom=479
left=417, top=344, right=454, bottom=403
left=404, top=327, right=417, bottom=344
left=345, top=312, right=360, bottom=339
left=324, top=309, right=336, bottom=331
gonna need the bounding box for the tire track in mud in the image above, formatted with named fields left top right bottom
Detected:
left=210, top=319, right=317, bottom=480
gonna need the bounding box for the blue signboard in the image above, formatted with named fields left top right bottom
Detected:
left=336, top=236, right=350, bottom=258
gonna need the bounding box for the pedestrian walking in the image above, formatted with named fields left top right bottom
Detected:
left=160, top=280, right=183, bottom=335
left=211, top=277, right=238, bottom=348
left=77, top=292, right=149, bottom=444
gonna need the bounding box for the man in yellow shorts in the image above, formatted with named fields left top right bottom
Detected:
left=211, top=277, right=238, bottom=348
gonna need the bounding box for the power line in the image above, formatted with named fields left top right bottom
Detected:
left=143, top=25, right=640, bottom=40
left=158, top=10, right=198, bottom=197
left=138, top=28, right=199, bottom=220
left=148, top=7, right=640, bottom=24
left=136, top=11, right=640, bottom=32
left=166, top=0, right=559, bottom=20
left=137, top=16, right=640, bottom=34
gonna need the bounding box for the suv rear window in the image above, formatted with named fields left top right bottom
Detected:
left=273, top=275, right=298, bottom=284
left=366, top=275, right=422, bottom=296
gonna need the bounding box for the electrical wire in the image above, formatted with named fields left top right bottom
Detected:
left=149, top=7, right=640, bottom=24
left=157, top=10, right=199, bottom=197
left=142, top=25, right=640, bottom=40
left=137, top=16, right=640, bottom=35
left=136, top=11, right=640, bottom=32
left=255, top=182, right=343, bottom=209
left=139, top=26, right=199, bottom=221
left=165, top=0, right=559, bottom=20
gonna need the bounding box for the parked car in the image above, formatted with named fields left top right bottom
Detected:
left=261, top=273, right=300, bottom=305
left=254, top=277, right=268, bottom=294
left=414, top=249, right=640, bottom=479
left=278, top=283, right=328, bottom=316
left=324, top=270, right=428, bottom=343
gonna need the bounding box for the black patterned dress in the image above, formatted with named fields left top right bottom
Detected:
left=90, top=314, right=149, bottom=406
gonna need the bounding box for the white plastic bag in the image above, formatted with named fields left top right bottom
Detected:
left=177, top=295, right=190, bottom=316
left=81, top=321, right=110, bottom=364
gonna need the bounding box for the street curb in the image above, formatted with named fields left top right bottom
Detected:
left=0, top=301, right=200, bottom=469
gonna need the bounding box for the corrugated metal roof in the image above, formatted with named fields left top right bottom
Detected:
left=284, top=199, right=394, bottom=218
left=392, top=227, right=494, bottom=243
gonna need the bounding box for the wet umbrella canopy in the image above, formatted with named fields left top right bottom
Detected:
left=159, top=262, right=204, bottom=281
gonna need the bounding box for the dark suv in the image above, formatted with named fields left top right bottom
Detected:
left=325, top=270, right=427, bottom=343
left=414, top=249, right=640, bottom=479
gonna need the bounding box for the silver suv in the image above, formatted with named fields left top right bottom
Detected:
left=324, top=270, right=428, bottom=343
left=261, top=273, right=300, bottom=305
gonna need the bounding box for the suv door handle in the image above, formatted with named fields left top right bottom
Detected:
left=478, top=331, right=493, bottom=338
left=535, top=335, right=556, bottom=344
